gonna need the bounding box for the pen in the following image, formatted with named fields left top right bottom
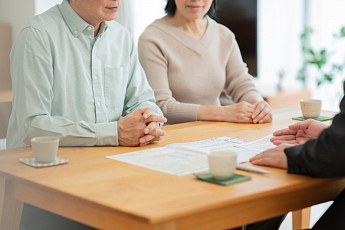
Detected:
left=236, top=164, right=270, bottom=174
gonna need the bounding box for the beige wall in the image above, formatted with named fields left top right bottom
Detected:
left=0, top=0, right=35, bottom=90
left=0, top=0, right=35, bottom=43
left=0, top=23, right=12, bottom=139
left=0, top=0, right=58, bottom=140
left=0, top=23, right=11, bottom=91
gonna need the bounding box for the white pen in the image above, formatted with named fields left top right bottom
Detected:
left=236, top=164, right=270, bottom=174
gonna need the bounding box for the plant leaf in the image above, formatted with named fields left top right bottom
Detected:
left=324, top=74, right=333, bottom=82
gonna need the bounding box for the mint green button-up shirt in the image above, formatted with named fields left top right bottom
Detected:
left=7, top=0, right=162, bottom=148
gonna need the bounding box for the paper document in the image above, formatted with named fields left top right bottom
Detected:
left=236, top=134, right=276, bottom=151
left=107, top=135, right=275, bottom=176
left=166, top=136, right=247, bottom=154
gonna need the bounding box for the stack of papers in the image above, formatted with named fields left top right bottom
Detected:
left=107, top=135, right=275, bottom=176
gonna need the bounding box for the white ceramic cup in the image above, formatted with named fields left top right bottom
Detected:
left=300, top=99, right=322, bottom=118
left=208, top=150, right=237, bottom=180
left=31, top=136, right=60, bottom=163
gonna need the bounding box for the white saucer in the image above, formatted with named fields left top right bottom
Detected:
left=19, top=157, right=69, bottom=167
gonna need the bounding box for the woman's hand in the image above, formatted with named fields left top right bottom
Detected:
left=251, top=101, right=272, bottom=124
left=221, top=101, right=255, bottom=123
left=197, top=99, right=272, bottom=124
left=221, top=100, right=272, bottom=124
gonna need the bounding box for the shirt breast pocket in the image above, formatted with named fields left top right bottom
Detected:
left=104, top=66, right=129, bottom=109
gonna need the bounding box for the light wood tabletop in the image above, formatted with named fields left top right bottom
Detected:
left=0, top=107, right=343, bottom=230
left=0, top=89, right=12, bottom=138
left=0, top=89, right=11, bottom=103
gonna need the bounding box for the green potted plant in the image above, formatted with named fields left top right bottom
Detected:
left=297, top=26, right=345, bottom=88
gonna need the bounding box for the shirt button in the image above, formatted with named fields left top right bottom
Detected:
left=74, top=30, right=78, bottom=35
left=87, top=26, right=92, bottom=31
left=97, top=102, right=101, bottom=107
left=94, top=76, right=98, bottom=80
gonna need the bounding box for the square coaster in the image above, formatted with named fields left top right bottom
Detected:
left=19, top=157, right=69, bottom=168
left=194, top=172, right=251, bottom=185
left=292, top=116, right=333, bottom=121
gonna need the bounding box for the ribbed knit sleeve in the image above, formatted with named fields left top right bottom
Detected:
left=219, top=26, right=262, bottom=103
left=138, top=22, right=199, bottom=124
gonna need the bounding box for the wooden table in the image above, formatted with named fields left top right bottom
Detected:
left=0, top=89, right=11, bottom=103
left=1, top=107, right=343, bottom=230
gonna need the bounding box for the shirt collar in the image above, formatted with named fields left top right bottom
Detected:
left=59, top=0, right=108, bottom=37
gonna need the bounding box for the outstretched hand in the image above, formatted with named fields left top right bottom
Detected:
left=270, top=119, right=328, bottom=145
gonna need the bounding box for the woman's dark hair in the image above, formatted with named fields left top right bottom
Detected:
left=165, top=0, right=217, bottom=19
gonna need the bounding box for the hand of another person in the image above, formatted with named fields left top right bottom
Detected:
left=222, top=101, right=255, bottom=123
left=270, top=119, right=328, bottom=145
left=251, top=101, right=272, bottom=124
left=249, top=144, right=290, bottom=169
left=117, top=108, right=167, bottom=146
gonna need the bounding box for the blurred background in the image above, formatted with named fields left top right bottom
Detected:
left=1, top=0, right=344, bottom=111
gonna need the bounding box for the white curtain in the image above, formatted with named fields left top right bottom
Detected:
left=258, top=0, right=304, bottom=89
left=115, top=0, right=135, bottom=36
left=116, top=0, right=166, bottom=43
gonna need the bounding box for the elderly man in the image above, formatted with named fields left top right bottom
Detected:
left=8, top=0, right=167, bottom=149
left=8, top=0, right=166, bottom=229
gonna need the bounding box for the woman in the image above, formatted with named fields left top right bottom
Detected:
left=138, top=0, right=272, bottom=124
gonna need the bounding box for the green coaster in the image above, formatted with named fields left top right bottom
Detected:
left=292, top=116, right=333, bottom=121
left=194, top=173, right=251, bottom=185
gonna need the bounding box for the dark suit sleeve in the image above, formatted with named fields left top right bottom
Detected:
left=284, top=95, right=345, bottom=178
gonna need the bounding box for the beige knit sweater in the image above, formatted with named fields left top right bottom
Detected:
left=138, top=17, right=262, bottom=124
